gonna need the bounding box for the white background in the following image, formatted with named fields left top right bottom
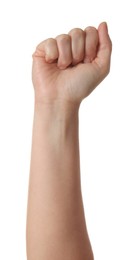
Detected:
left=0, top=0, right=133, bottom=259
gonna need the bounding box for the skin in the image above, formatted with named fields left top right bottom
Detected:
left=26, top=22, right=112, bottom=260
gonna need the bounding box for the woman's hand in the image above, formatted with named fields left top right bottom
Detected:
left=32, top=22, right=112, bottom=106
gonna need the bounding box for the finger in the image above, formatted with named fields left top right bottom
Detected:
left=68, top=28, right=85, bottom=65
left=84, top=26, right=99, bottom=63
left=56, top=34, right=72, bottom=69
left=33, top=38, right=59, bottom=63
left=95, top=22, right=112, bottom=74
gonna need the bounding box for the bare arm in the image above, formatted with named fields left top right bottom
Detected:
left=26, top=22, right=112, bottom=260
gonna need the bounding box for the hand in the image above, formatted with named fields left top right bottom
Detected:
left=32, top=22, right=112, bottom=106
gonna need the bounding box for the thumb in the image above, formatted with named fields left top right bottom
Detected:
left=95, top=22, right=112, bottom=75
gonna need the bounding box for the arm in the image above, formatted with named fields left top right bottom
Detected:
left=27, top=102, right=93, bottom=260
left=26, top=22, right=112, bottom=260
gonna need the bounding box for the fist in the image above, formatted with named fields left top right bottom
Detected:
left=32, top=22, right=112, bottom=105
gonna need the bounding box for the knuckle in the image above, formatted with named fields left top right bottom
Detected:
left=33, top=38, right=57, bottom=59
left=45, top=37, right=55, bottom=47
left=56, top=34, right=71, bottom=44
left=36, top=38, right=54, bottom=50
left=44, top=38, right=57, bottom=60
left=69, top=28, right=84, bottom=37
left=85, top=26, right=97, bottom=33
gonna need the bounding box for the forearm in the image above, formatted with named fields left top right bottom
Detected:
left=26, top=101, right=93, bottom=260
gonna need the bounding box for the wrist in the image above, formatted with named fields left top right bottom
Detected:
left=33, top=99, right=80, bottom=148
left=34, top=98, right=80, bottom=122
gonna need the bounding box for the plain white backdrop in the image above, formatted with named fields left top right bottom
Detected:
left=0, top=0, right=133, bottom=259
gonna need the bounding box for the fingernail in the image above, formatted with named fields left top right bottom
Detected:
left=104, top=22, right=108, bottom=33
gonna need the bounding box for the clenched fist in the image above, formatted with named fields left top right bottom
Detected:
left=32, top=22, right=112, bottom=106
